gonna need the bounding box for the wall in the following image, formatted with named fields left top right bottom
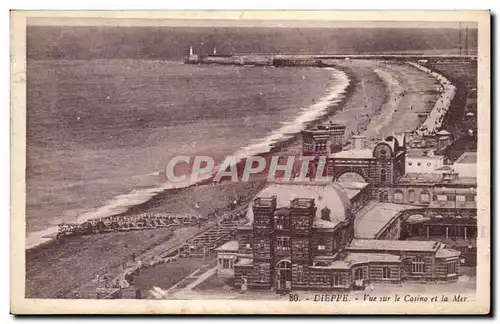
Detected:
left=391, top=185, right=477, bottom=209
left=236, top=229, right=253, bottom=255
left=405, top=156, right=444, bottom=173
left=434, top=257, right=460, bottom=281
left=367, top=263, right=401, bottom=283
left=400, top=251, right=436, bottom=280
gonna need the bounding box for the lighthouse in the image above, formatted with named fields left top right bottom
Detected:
left=186, top=45, right=199, bottom=64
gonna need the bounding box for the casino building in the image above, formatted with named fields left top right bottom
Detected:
left=215, top=123, right=476, bottom=291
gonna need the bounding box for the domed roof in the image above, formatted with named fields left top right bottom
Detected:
left=245, top=182, right=352, bottom=227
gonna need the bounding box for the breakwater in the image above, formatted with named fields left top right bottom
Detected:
left=185, top=53, right=477, bottom=67
left=186, top=54, right=333, bottom=67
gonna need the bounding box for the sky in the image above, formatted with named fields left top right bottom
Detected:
left=26, top=16, right=479, bottom=29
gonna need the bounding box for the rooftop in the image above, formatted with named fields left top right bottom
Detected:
left=311, top=253, right=401, bottom=270
left=436, top=130, right=451, bottom=136
left=246, top=182, right=352, bottom=229
left=344, top=252, right=401, bottom=264
left=348, top=239, right=441, bottom=252
left=312, top=261, right=351, bottom=269
left=455, top=152, right=477, bottom=164
left=397, top=172, right=444, bottom=184
left=304, top=123, right=346, bottom=133
left=329, top=148, right=373, bottom=159
left=436, top=248, right=461, bottom=259
left=336, top=181, right=369, bottom=200
left=354, top=202, right=418, bottom=239
left=394, top=171, right=478, bottom=186
left=436, top=166, right=455, bottom=171
left=214, top=240, right=238, bottom=252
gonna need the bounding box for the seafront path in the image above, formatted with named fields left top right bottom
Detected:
left=328, top=60, right=441, bottom=143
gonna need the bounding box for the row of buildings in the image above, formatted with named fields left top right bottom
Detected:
left=215, top=122, right=477, bottom=292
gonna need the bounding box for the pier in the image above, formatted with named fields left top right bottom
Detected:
left=185, top=52, right=477, bottom=67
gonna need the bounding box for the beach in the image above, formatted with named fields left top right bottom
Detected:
left=25, top=59, right=443, bottom=298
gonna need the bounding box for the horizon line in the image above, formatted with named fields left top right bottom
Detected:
left=27, top=18, right=479, bottom=29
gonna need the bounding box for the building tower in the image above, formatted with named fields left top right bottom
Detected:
left=251, top=196, right=277, bottom=289
left=289, top=198, right=316, bottom=291
left=301, top=123, right=346, bottom=158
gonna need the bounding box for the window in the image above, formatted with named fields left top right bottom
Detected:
left=408, top=162, right=413, bottom=166
left=466, top=195, right=476, bottom=202
left=412, top=255, right=425, bottom=274
left=409, top=190, right=416, bottom=202
left=354, top=268, right=364, bottom=280
left=293, top=218, right=309, bottom=230
left=382, top=267, right=391, bottom=279
left=447, top=194, right=455, bottom=201
left=332, top=273, right=341, bottom=286
left=275, top=214, right=290, bottom=230
left=276, top=236, right=291, bottom=252
left=456, top=195, right=466, bottom=202
left=447, top=261, right=457, bottom=275
left=380, top=169, right=386, bottom=182
left=394, top=190, right=404, bottom=203
left=317, top=238, right=326, bottom=251
left=258, top=266, right=266, bottom=282
left=297, top=265, right=304, bottom=283
left=420, top=190, right=430, bottom=203
left=417, top=162, right=422, bottom=167
left=437, top=194, right=447, bottom=201
left=222, top=258, right=231, bottom=269
left=295, top=241, right=304, bottom=253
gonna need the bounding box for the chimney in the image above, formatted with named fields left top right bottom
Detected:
left=352, top=135, right=366, bottom=150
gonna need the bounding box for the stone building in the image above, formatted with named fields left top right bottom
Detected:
left=215, top=123, right=474, bottom=291
left=216, top=181, right=461, bottom=291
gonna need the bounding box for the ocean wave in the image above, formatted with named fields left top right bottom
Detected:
left=26, top=67, right=350, bottom=250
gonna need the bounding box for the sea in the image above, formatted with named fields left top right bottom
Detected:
left=26, top=59, right=350, bottom=249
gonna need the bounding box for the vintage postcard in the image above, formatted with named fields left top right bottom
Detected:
left=10, top=10, right=490, bottom=314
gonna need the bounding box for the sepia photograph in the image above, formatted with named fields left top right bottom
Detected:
left=10, top=10, right=490, bottom=314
